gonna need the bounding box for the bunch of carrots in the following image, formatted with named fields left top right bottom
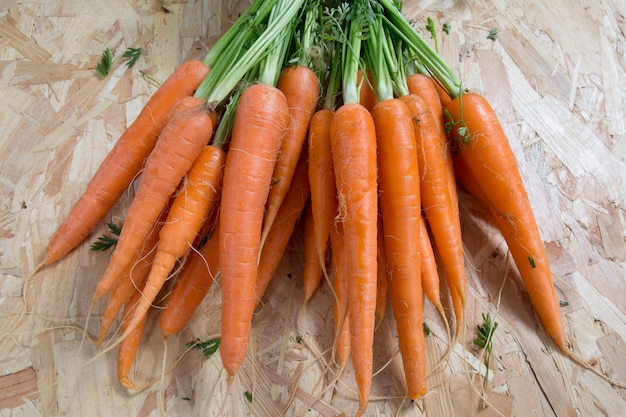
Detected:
left=35, top=0, right=623, bottom=415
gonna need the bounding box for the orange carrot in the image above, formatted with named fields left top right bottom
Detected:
left=159, top=222, right=220, bottom=338
left=97, top=210, right=165, bottom=344
left=302, top=203, right=323, bottom=304
left=219, top=83, right=290, bottom=378
left=418, top=216, right=444, bottom=316
left=260, top=65, right=319, bottom=248
left=372, top=98, right=426, bottom=399
left=117, top=142, right=224, bottom=342
left=445, top=92, right=565, bottom=349
left=92, top=97, right=214, bottom=303
left=307, top=109, right=336, bottom=288
left=407, top=73, right=459, bottom=219
left=329, top=222, right=350, bottom=370
left=330, top=102, right=378, bottom=414
left=41, top=60, right=210, bottom=267
left=117, top=285, right=150, bottom=390
left=255, top=151, right=310, bottom=305
left=374, top=216, right=388, bottom=329
left=401, top=93, right=466, bottom=341
left=358, top=69, right=377, bottom=112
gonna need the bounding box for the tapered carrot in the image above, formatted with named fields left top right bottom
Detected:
left=259, top=65, right=319, bottom=249
left=40, top=60, right=210, bottom=268
left=117, top=286, right=150, bottom=390
left=159, top=222, right=220, bottom=338
left=445, top=92, right=565, bottom=349
left=329, top=222, right=350, bottom=370
left=401, top=93, right=466, bottom=342
left=92, top=97, right=214, bottom=303
left=306, top=109, right=336, bottom=289
left=330, top=102, right=378, bottom=414
left=407, top=73, right=459, bottom=218
left=374, top=216, right=388, bottom=329
left=372, top=98, right=426, bottom=399
left=118, top=142, right=224, bottom=342
left=302, top=203, right=324, bottom=304
left=418, top=216, right=444, bottom=316
left=97, top=209, right=165, bottom=344
left=255, top=151, right=310, bottom=305
left=219, top=83, right=290, bottom=378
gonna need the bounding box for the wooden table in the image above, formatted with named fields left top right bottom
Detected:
left=1, top=1, right=625, bottom=416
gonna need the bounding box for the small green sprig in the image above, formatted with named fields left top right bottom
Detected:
left=123, top=47, right=142, bottom=68
left=95, top=47, right=113, bottom=77
left=187, top=337, right=221, bottom=358
left=90, top=222, right=120, bottom=252
left=487, top=27, right=498, bottom=41
left=425, top=16, right=438, bottom=53
left=474, top=313, right=498, bottom=390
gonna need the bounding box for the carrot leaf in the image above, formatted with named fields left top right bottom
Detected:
left=425, top=16, right=438, bottom=54
left=474, top=313, right=498, bottom=390
left=443, top=21, right=451, bottom=35
left=95, top=47, right=113, bottom=77
left=122, top=47, right=142, bottom=68
left=188, top=337, right=221, bottom=357
left=487, top=27, right=498, bottom=41
left=90, top=222, right=120, bottom=252
left=244, top=391, right=253, bottom=402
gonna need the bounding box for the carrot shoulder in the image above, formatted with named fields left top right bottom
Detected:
left=42, top=60, right=209, bottom=267
left=446, top=92, right=565, bottom=350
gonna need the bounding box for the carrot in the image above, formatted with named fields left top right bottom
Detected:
left=358, top=69, right=377, bottom=111
left=159, top=222, right=221, bottom=339
left=40, top=60, right=210, bottom=267
left=97, top=210, right=164, bottom=344
left=92, top=97, right=214, bottom=303
left=255, top=150, right=310, bottom=305
left=374, top=215, right=388, bottom=329
left=418, top=216, right=444, bottom=317
left=306, top=109, right=336, bottom=290
left=401, top=93, right=466, bottom=342
left=218, top=82, right=290, bottom=378
left=330, top=102, right=378, bottom=414
left=445, top=92, right=566, bottom=349
left=117, top=285, right=151, bottom=390
left=259, top=65, right=319, bottom=249
left=372, top=97, right=426, bottom=399
left=406, top=73, right=459, bottom=218
left=329, top=222, right=350, bottom=370
left=302, top=203, right=324, bottom=304
left=117, top=142, right=224, bottom=343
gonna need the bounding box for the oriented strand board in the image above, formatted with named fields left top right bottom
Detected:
left=1, top=1, right=625, bottom=416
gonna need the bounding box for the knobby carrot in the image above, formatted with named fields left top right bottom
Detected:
left=255, top=151, right=310, bottom=305
left=219, top=83, right=290, bottom=378
left=92, top=97, right=214, bottom=303
left=307, top=109, right=336, bottom=289
left=159, top=222, right=220, bottom=338
left=446, top=92, right=565, bottom=349
left=40, top=60, right=210, bottom=267
left=372, top=98, right=426, bottom=399
left=330, top=102, right=378, bottom=414
left=118, top=143, right=224, bottom=344
left=302, top=203, right=323, bottom=304
left=401, top=93, right=466, bottom=341
left=260, top=65, right=319, bottom=249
